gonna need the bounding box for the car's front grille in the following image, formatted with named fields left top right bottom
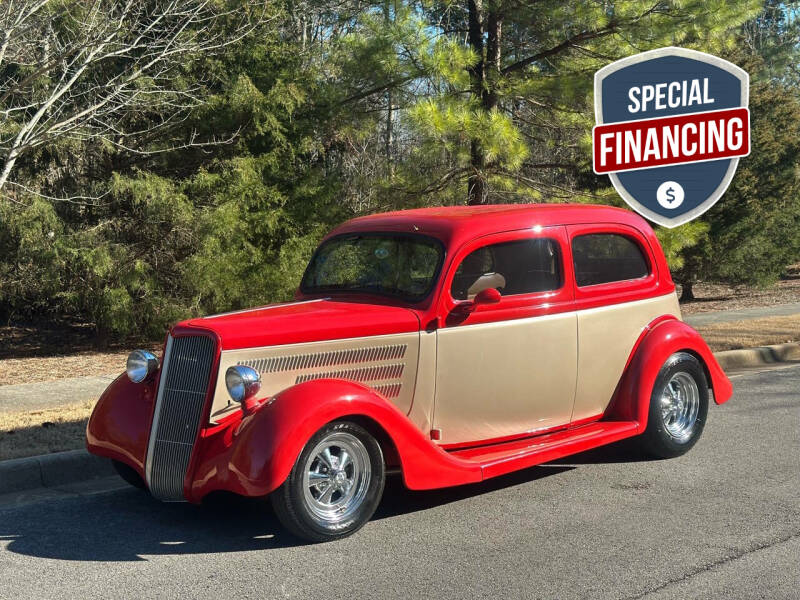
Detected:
left=145, top=334, right=216, bottom=501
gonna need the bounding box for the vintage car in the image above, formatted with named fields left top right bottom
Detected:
left=87, top=204, right=732, bottom=541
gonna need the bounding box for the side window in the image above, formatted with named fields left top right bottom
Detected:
left=572, top=233, right=650, bottom=287
left=450, top=238, right=562, bottom=300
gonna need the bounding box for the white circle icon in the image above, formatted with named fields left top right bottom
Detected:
left=656, top=181, right=685, bottom=210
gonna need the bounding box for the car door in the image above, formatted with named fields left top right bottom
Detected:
left=432, top=227, right=577, bottom=446
left=568, top=224, right=680, bottom=423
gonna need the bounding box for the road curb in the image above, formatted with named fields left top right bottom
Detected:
left=0, top=448, right=115, bottom=495
left=1, top=342, right=798, bottom=497
left=714, top=342, right=800, bottom=371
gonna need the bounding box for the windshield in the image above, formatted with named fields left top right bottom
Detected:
left=300, top=233, right=444, bottom=302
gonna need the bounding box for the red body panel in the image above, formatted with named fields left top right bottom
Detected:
left=451, top=421, right=640, bottom=479
left=86, top=204, right=732, bottom=503
left=327, top=203, right=652, bottom=257
left=188, top=381, right=653, bottom=499
left=86, top=374, right=156, bottom=477
left=607, top=318, right=733, bottom=432
left=188, top=380, right=483, bottom=501
left=181, top=299, right=420, bottom=351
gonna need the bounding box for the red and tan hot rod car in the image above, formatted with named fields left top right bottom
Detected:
left=87, top=204, right=732, bottom=541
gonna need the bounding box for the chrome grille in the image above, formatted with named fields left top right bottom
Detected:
left=146, top=334, right=216, bottom=501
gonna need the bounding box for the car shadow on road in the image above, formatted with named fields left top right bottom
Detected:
left=374, top=464, right=574, bottom=520
left=0, top=463, right=576, bottom=561
left=549, top=438, right=655, bottom=465
left=0, top=488, right=291, bottom=561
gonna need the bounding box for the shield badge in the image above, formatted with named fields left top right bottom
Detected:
left=593, top=47, right=749, bottom=228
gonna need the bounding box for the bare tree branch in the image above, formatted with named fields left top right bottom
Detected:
left=0, top=0, right=270, bottom=198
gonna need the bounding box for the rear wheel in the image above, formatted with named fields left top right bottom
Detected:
left=271, top=421, right=385, bottom=542
left=638, top=352, right=709, bottom=459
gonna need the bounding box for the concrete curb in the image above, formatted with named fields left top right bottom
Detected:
left=0, top=449, right=115, bottom=495
left=1, top=342, right=798, bottom=497
left=714, top=342, right=800, bottom=371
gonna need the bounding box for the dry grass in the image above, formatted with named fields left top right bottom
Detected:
left=0, top=400, right=94, bottom=461
left=0, top=319, right=160, bottom=385
left=695, top=314, right=800, bottom=352
left=0, top=351, right=130, bottom=386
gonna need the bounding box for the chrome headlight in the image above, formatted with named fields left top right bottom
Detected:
left=126, top=350, right=158, bottom=383
left=225, top=365, right=261, bottom=404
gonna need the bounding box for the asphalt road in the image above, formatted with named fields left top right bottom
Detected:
left=1, top=365, right=798, bottom=600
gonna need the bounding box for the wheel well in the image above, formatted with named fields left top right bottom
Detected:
left=606, top=346, right=716, bottom=423
left=681, top=348, right=713, bottom=390
left=338, top=414, right=402, bottom=470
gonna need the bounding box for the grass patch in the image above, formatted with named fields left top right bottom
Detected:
left=0, top=400, right=94, bottom=461
left=0, top=352, right=129, bottom=386
left=696, top=314, right=800, bottom=352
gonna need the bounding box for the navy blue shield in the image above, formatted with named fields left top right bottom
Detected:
left=594, top=47, right=749, bottom=228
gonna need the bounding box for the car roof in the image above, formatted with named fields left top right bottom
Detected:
left=328, top=204, right=652, bottom=248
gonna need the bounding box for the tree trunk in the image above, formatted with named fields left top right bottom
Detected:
left=466, top=0, right=501, bottom=205
left=680, top=281, right=695, bottom=302
left=386, top=89, right=393, bottom=173
left=384, top=1, right=394, bottom=176
left=466, top=0, right=485, bottom=205
left=0, top=149, right=19, bottom=192
left=468, top=141, right=487, bottom=204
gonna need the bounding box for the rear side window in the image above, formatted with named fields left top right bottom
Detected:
left=450, top=238, right=562, bottom=300
left=572, top=234, right=650, bottom=287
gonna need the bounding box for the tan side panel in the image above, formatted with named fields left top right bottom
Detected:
left=434, top=312, right=578, bottom=445
left=572, top=293, right=680, bottom=422
left=406, top=330, right=437, bottom=434
left=211, top=332, right=420, bottom=422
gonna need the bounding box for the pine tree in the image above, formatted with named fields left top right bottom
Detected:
left=392, top=0, right=762, bottom=205
left=677, top=54, right=800, bottom=297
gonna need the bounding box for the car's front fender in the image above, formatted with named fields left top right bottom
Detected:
left=188, top=379, right=483, bottom=502
left=608, top=318, right=733, bottom=432
left=86, top=372, right=156, bottom=478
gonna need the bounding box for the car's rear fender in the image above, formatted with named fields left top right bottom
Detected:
left=188, top=379, right=482, bottom=501
left=607, top=318, right=732, bottom=432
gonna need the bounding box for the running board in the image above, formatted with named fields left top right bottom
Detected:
left=448, top=421, right=640, bottom=480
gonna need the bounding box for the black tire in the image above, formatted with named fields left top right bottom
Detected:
left=112, top=459, right=146, bottom=489
left=271, top=420, right=385, bottom=542
left=638, top=352, right=709, bottom=459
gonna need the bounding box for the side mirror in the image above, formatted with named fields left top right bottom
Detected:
left=452, top=287, right=501, bottom=316
left=473, top=287, right=502, bottom=305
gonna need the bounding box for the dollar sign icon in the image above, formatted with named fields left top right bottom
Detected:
left=657, top=181, right=685, bottom=209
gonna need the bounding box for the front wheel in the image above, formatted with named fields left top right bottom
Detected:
left=271, top=421, right=385, bottom=542
left=638, top=352, right=709, bottom=459
left=112, top=459, right=146, bottom=489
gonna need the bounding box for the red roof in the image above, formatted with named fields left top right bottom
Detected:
left=328, top=204, right=651, bottom=248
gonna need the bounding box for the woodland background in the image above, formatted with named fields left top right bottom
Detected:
left=0, top=0, right=798, bottom=343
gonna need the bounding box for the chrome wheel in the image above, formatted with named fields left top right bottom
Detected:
left=302, top=431, right=371, bottom=528
left=659, top=371, right=700, bottom=442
